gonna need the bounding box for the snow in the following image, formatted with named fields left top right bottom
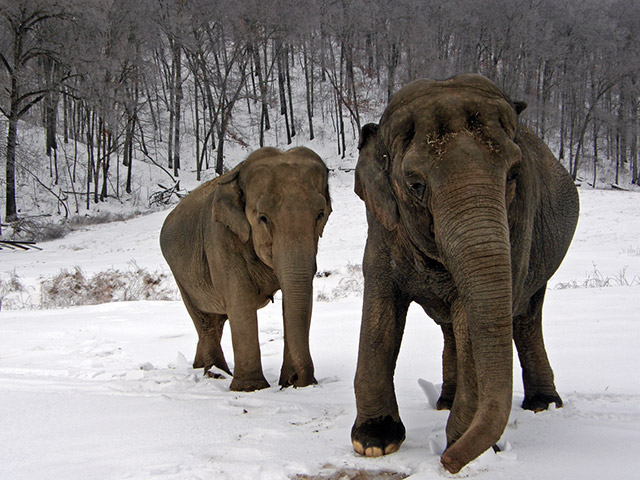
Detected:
left=2, top=172, right=640, bottom=479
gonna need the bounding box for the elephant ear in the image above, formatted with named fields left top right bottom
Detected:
left=513, top=100, right=527, bottom=115
left=212, top=170, right=251, bottom=243
left=318, top=179, right=332, bottom=237
left=354, top=123, right=399, bottom=231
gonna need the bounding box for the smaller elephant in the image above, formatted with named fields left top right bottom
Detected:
left=160, top=147, right=331, bottom=392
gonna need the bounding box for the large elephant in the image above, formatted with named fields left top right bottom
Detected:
left=351, top=74, right=579, bottom=473
left=160, top=147, right=331, bottom=392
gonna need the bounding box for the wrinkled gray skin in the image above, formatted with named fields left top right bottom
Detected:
left=351, top=74, right=579, bottom=473
left=160, top=147, right=331, bottom=392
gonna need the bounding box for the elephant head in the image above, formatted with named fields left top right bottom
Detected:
left=355, top=74, right=531, bottom=472
left=212, top=146, right=331, bottom=387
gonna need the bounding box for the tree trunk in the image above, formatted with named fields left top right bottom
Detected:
left=632, top=95, right=638, bottom=185
left=277, top=42, right=292, bottom=144
left=592, top=120, right=599, bottom=188
left=173, top=42, right=183, bottom=177
left=251, top=41, right=269, bottom=146
left=100, top=129, right=111, bottom=201
left=558, top=67, right=566, bottom=164
left=540, top=60, right=552, bottom=142
left=366, top=33, right=374, bottom=73
left=125, top=115, right=135, bottom=194
left=387, top=43, right=400, bottom=103
left=85, top=109, right=94, bottom=210
left=4, top=36, right=21, bottom=222
left=216, top=115, right=228, bottom=175
left=167, top=47, right=175, bottom=170
left=344, top=41, right=361, bottom=134
left=617, top=80, right=628, bottom=180
left=194, top=76, right=201, bottom=181
left=44, top=57, right=59, bottom=185
left=303, top=41, right=314, bottom=140
left=63, top=86, right=69, bottom=144
left=286, top=45, right=295, bottom=139
left=5, top=114, right=19, bottom=222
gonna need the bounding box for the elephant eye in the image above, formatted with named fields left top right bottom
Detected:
left=407, top=180, right=426, bottom=201
left=507, top=165, right=520, bottom=183
left=258, top=214, right=269, bottom=225
left=499, top=116, right=515, bottom=137
left=315, top=211, right=325, bottom=223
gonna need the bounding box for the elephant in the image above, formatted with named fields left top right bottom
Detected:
left=350, top=74, right=579, bottom=473
left=160, top=146, right=331, bottom=392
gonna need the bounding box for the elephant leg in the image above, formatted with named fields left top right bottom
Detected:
left=445, top=299, right=479, bottom=446
left=437, top=323, right=457, bottom=410
left=178, top=284, right=231, bottom=376
left=194, top=313, right=230, bottom=377
left=279, top=344, right=295, bottom=387
left=514, top=285, right=562, bottom=411
left=227, top=304, right=270, bottom=392
left=352, top=271, right=409, bottom=457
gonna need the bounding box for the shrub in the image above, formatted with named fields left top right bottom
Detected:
left=316, top=263, right=364, bottom=302
left=6, top=217, right=69, bottom=242
left=0, top=271, right=31, bottom=310
left=39, top=264, right=179, bottom=308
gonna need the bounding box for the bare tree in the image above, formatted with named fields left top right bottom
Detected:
left=4, top=0, right=640, bottom=232
left=0, top=0, right=67, bottom=222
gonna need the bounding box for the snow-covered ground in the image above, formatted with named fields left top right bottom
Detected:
left=2, top=170, right=640, bottom=480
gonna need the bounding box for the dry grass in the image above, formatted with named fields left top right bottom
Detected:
left=39, top=264, right=179, bottom=308
left=315, top=263, right=363, bottom=302
left=554, top=265, right=640, bottom=289
left=0, top=271, right=30, bottom=310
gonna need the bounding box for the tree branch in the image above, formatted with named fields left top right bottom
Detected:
left=0, top=52, right=12, bottom=74
left=17, top=94, right=45, bottom=118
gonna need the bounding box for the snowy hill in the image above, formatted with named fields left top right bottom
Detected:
left=1, top=172, right=640, bottom=479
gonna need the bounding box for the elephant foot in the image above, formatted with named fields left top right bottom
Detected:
left=205, top=369, right=227, bottom=379
left=195, top=354, right=231, bottom=377
left=436, top=382, right=456, bottom=410
left=230, top=376, right=270, bottom=392
left=278, top=366, right=317, bottom=389
left=441, top=449, right=466, bottom=475
left=522, top=392, right=563, bottom=412
left=351, top=416, right=406, bottom=458
left=279, top=373, right=318, bottom=389
left=202, top=361, right=231, bottom=377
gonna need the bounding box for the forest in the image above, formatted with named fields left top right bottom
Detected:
left=1, top=0, right=639, bottom=237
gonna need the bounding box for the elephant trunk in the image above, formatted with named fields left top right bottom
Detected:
left=274, top=238, right=317, bottom=388
left=433, top=177, right=513, bottom=473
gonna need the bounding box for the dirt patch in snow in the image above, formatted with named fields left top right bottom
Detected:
left=295, top=467, right=408, bottom=480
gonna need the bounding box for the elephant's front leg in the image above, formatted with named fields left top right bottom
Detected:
left=352, top=266, right=409, bottom=457
left=437, top=323, right=457, bottom=410
left=227, top=304, right=270, bottom=392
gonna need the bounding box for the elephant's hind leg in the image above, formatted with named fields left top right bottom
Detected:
left=227, top=305, right=270, bottom=392
left=194, top=312, right=231, bottom=376
left=178, top=285, right=231, bottom=376
left=513, top=285, right=562, bottom=411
